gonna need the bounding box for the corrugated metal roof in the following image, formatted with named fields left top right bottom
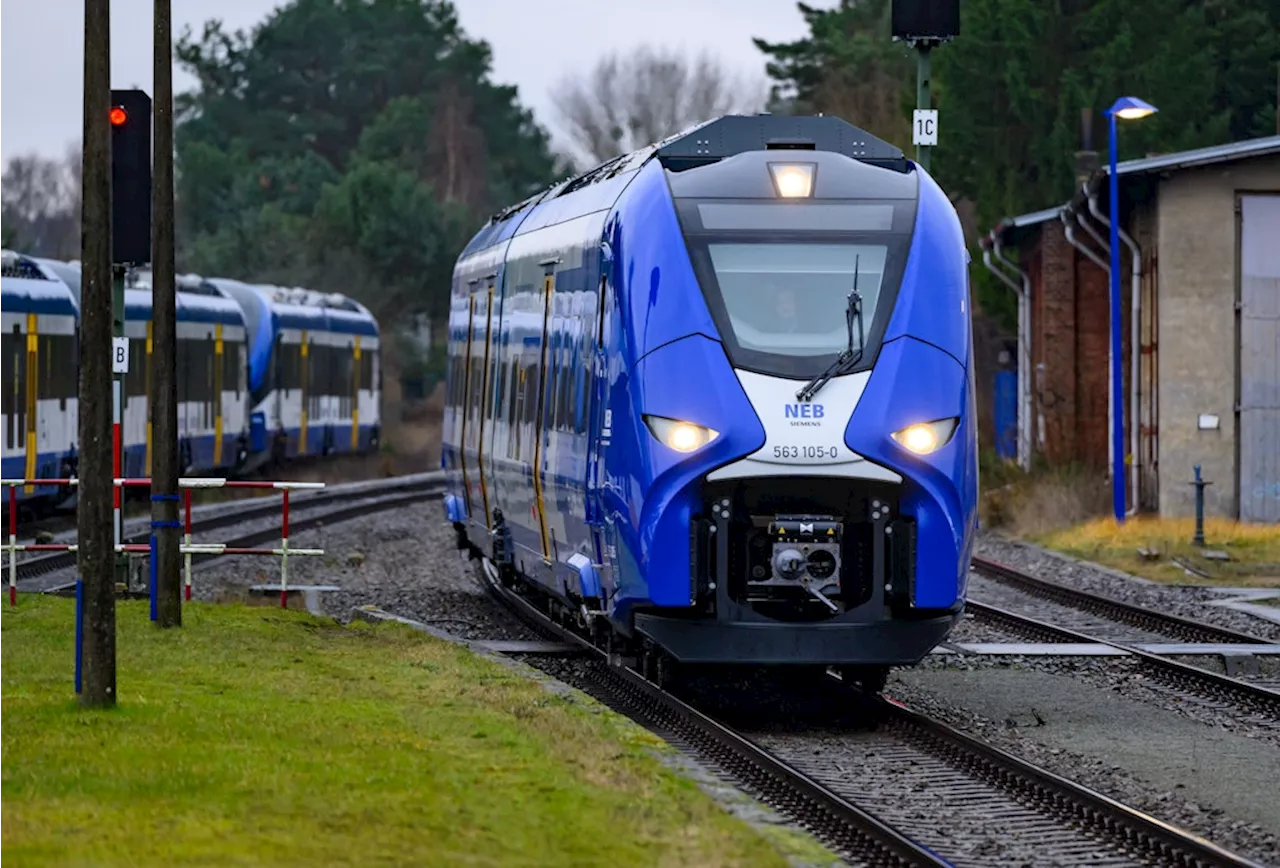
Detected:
left=986, top=135, right=1280, bottom=247
left=1105, top=135, right=1280, bottom=177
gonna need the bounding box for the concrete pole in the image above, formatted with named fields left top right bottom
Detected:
left=915, top=44, right=932, bottom=171
left=152, top=0, right=181, bottom=626
left=79, top=0, right=117, bottom=707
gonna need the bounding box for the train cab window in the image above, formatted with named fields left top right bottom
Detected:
left=706, top=242, right=887, bottom=358
left=677, top=197, right=913, bottom=379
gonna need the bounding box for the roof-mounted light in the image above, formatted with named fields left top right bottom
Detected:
left=768, top=162, right=815, bottom=198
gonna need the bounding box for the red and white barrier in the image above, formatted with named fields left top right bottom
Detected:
left=2, top=477, right=324, bottom=607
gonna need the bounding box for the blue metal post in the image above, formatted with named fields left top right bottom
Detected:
left=1190, top=465, right=1212, bottom=546
left=75, top=578, right=84, bottom=694
left=1108, top=111, right=1126, bottom=524
left=149, top=533, right=158, bottom=621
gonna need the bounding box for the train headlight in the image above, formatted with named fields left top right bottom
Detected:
left=644, top=415, right=719, bottom=453
left=768, top=163, right=815, bottom=198
left=890, top=418, right=958, bottom=455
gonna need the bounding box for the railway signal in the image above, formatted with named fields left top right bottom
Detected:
left=109, top=88, right=152, bottom=266
left=107, top=87, right=151, bottom=597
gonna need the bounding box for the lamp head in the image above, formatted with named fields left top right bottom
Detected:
left=1106, top=96, right=1158, bottom=121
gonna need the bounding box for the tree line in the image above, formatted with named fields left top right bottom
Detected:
left=4, top=0, right=1277, bottom=347
left=756, top=0, right=1280, bottom=326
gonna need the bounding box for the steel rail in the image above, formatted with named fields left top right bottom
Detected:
left=965, top=597, right=1280, bottom=723
left=473, top=558, right=948, bottom=867
left=472, top=555, right=1267, bottom=867
left=19, top=477, right=445, bottom=586
left=971, top=555, right=1275, bottom=646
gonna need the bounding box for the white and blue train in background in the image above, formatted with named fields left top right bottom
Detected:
left=1, top=250, right=382, bottom=517
left=440, top=114, right=979, bottom=687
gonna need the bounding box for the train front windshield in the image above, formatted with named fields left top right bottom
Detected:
left=676, top=198, right=915, bottom=379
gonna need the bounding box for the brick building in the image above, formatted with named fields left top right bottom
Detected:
left=980, top=136, right=1280, bottom=522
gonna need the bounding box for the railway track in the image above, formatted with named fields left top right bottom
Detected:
left=473, top=557, right=1262, bottom=867
left=970, top=555, right=1276, bottom=646
left=15, top=473, right=446, bottom=589
left=967, top=558, right=1280, bottom=724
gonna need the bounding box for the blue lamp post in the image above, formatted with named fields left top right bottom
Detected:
left=1104, top=96, right=1157, bottom=524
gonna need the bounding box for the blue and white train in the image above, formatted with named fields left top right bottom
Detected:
left=441, top=114, right=979, bottom=687
left=1, top=251, right=382, bottom=516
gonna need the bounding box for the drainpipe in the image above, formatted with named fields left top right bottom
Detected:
left=1060, top=207, right=1115, bottom=476
left=1087, top=180, right=1142, bottom=517
left=980, top=231, right=1032, bottom=471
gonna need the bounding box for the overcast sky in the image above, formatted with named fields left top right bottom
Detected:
left=1, top=0, right=825, bottom=162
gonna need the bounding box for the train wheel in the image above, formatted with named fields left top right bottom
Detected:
left=840, top=665, right=889, bottom=694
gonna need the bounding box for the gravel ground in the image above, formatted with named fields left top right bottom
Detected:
left=888, top=666, right=1280, bottom=867
left=186, top=506, right=1280, bottom=866
left=975, top=533, right=1280, bottom=642
left=192, top=501, right=543, bottom=643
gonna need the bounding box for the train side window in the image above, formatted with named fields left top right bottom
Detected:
left=0, top=327, right=11, bottom=448
left=176, top=338, right=188, bottom=405
left=558, top=333, right=571, bottom=433
left=505, top=356, right=519, bottom=458
left=227, top=337, right=241, bottom=400
left=596, top=275, right=607, bottom=349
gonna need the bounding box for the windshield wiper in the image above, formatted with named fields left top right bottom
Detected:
left=796, top=257, right=865, bottom=403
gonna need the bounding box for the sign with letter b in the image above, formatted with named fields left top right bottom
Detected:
left=112, top=337, right=130, bottom=374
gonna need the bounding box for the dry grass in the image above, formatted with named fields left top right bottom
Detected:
left=980, top=455, right=1280, bottom=585
left=1035, top=516, right=1280, bottom=586
left=980, top=461, right=1111, bottom=539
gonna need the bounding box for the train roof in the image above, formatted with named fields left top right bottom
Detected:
left=124, top=275, right=247, bottom=326
left=459, top=114, right=912, bottom=258
left=1, top=250, right=80, bottom=317
left=205, top=277, right=379, bottom=338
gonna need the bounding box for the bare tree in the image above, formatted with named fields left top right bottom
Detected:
left=1, top=143, right=82, bottom=258
left=551, top=45, right=767, bottom=166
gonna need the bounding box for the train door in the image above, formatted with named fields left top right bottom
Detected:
left=461, top=280, right=495, bottom=528
left=531, top=262, right=556, bottom=560
left=213, top=324, right=224, bottom=466
left=586, top=262, right=612, bottom=581
left=272, top=333, right=284, bottom=436
left=459, top=285, right=478, bottom=519
left=476, top=276, right=497, bottom=528
left=482, top=272, right=506, bottom=529
left=24, top=314, right=37, bottom=488
left=350, top=337, right=361, bottom=451
left=299, top=332, right=310, bottom=455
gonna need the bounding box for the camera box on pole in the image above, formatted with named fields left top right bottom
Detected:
left=891, top=0, right=960, bottom=43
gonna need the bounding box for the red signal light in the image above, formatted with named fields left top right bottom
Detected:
left=109, top=106, right=128, bottom=126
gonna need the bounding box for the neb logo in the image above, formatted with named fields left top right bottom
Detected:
left=784, top=404, right=824, bottom=419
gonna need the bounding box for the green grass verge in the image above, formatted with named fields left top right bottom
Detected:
left=2, top=598, right=836, bottom=867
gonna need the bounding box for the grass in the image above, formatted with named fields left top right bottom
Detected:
left=978, top=455, right=1279, bottom=586
left=2, top=597, right=835, bottom=867
left=1033, top=516, right=1280, bottom=587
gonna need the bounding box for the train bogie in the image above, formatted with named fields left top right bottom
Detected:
left=443, top=114, right=979, bottom=674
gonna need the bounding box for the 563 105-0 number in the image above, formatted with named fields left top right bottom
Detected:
left=773, top=444, right=840, bottom=460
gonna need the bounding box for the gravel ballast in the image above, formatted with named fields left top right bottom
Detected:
left=975, top=533, right=1280, bottom=642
